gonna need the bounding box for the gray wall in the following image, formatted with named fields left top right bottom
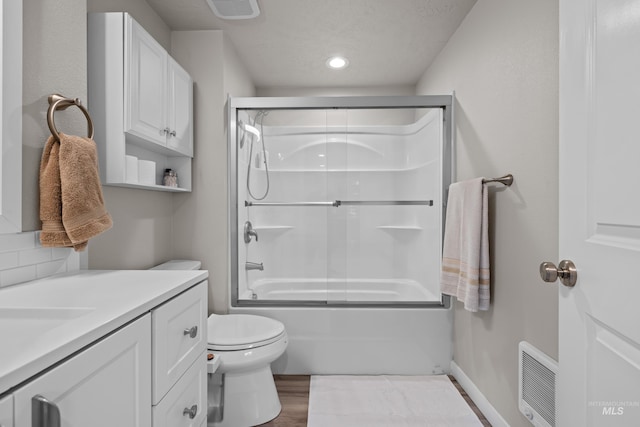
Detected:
left=416, top=1, right=559, bottom=426
left=86, top=0, right=171, bottom=50
left=22, top=1, right=89, bottom=231
left=171, top=31, right=255, bottom=314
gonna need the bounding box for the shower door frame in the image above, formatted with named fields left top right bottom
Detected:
left=228, top=95, right=454, bottom=308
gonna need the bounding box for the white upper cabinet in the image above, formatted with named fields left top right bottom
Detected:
left=125, top=18, right=168, bottom=147
left=166, top=58, right=194, bottom=156
left=88, top=13, right=193, bottom=192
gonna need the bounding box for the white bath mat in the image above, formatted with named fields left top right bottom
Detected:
left=307, top=375, right=484, bottom=427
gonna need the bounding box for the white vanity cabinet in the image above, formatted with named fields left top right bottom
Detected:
left=0, top=274, right=209, bottom=427
left=88, top=12, right=193, bottom=192
left=14, top=315, right=152, bottom=426
left=0, top=395, right=12, bottom=427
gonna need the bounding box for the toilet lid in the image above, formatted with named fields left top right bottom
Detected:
left=207, top=314, right=285, bottom=349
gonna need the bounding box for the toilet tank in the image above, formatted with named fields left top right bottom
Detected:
left=149, top=260, right=201, bottom=270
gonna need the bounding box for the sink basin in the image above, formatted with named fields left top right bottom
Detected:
left=0, top=307, right=95, bottom=343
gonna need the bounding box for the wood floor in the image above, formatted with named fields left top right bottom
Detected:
left=258, top=375, right=491, bottom=427
left=259, top=376, right=310, bottom=426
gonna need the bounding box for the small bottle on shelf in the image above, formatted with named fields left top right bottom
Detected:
left=163, top=169, right=178, bottom=187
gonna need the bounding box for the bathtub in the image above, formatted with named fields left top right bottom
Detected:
left=244, top=278, right=441, bottom=302
left=231, top=279, right=452, bottom=375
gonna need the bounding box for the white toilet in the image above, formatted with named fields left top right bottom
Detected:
left=208, top=313, right=288, bottom=426
left=150, top=260, right=288, bottom=427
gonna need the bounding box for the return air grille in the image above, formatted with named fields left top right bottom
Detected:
left=519, top=341, right=558, bottom=427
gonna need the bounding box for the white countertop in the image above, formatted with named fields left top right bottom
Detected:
left=0, top=269, right=208, bottom=395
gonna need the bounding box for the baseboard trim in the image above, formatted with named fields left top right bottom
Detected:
left=450, top=361, right=510, bottom=427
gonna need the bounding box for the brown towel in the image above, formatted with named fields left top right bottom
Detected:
left=39, top=133, right=112, bottom=251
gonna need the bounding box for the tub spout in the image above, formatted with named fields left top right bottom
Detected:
left=245, top=262, right=264, bottom=271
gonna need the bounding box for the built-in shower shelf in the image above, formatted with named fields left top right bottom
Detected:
left=377, top=226, right=423, bottom=231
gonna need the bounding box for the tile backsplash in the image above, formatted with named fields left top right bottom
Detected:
left=0, top=232, right=80, bottom=288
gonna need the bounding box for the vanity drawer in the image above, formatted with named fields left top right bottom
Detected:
left=152, top=352, right=207, bottom=427
left=152, top=280, right=207, bottom=404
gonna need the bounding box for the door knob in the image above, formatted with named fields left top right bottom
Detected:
left=539, top=260, right=577, bottom=287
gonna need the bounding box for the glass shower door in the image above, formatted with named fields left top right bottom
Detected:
left=337, top=107, right=444, bottom=303
left=238, top=108, right=333, bottom=303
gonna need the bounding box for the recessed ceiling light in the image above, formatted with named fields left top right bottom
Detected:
left=326, top=56, right=349, bottom=69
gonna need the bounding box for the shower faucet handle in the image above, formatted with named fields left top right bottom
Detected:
left=244, top=221, right=259, bottom=243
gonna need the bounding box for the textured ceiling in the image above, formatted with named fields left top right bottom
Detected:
left=146, top=0, right=477, bottom=89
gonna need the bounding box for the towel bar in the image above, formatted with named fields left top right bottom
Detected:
left=483, top=174, right=514, bottom=186
left=47, top=94, right=94, bottom=141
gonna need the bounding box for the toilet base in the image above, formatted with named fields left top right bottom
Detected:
left=208, top=365, right=281, bottom=427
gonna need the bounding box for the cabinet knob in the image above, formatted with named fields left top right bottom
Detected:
left=169, top=130, right=177, bottom=137
left=183, top=404, right=198, bottom=419
left=183, top=326, right=198, bottom=338
left=162, top=127, right=170, bottom=135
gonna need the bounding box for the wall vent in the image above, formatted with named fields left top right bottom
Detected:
left=206, top=0, right=260, bottom=20
left=519, top=341, right=558, bottom=427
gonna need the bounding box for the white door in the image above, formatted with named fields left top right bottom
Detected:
left=13, top=315, right=152, bottom=427
left=166, top=57, right=193, bottom=157
left=558, top=0, right=640, bottom=426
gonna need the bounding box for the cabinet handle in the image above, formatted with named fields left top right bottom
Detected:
left=32, top=395, right=61, bottom=427
left=169, top=130, right=177, bottom=137
left=183, top=404, right=198, bottom=419
left=163, top=127, right=170, bottom=135
left=183, top=326, right=198, bottom=338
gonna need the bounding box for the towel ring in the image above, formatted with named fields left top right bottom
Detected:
left=47, top=94, right=94, bottom=141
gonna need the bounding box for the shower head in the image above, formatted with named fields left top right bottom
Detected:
left=239, top=120, right=260, bottom=141
left=238, top=120, right=261, bottom=149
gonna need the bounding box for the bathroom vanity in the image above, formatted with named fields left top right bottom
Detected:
left=0, top=270, right=208, bottom=427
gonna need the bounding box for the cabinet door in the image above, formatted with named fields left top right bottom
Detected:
left=166, top=57, right=193, bottom=157
left=0, top=395, right=12, bottom=427
left=14, top=315, right=152, bottom=427
left=125, top=15, right=167, bottom=147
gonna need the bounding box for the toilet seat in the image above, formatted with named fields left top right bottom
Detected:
left=208, top=314, right=285, bottom=351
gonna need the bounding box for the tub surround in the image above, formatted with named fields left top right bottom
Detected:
left=0, top=269, right=207, bottom=394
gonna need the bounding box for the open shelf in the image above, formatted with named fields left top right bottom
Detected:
left=109, top=182, right=191, bottom=192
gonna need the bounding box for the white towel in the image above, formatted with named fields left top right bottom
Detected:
left=440, top=178, right=490, bottom=311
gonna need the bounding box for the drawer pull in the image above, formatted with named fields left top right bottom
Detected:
left=32, top=395, right=61, bottom=427
left=183, top=404, right=198, bottom=419
left=183, top=326, right=198, bottom=338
